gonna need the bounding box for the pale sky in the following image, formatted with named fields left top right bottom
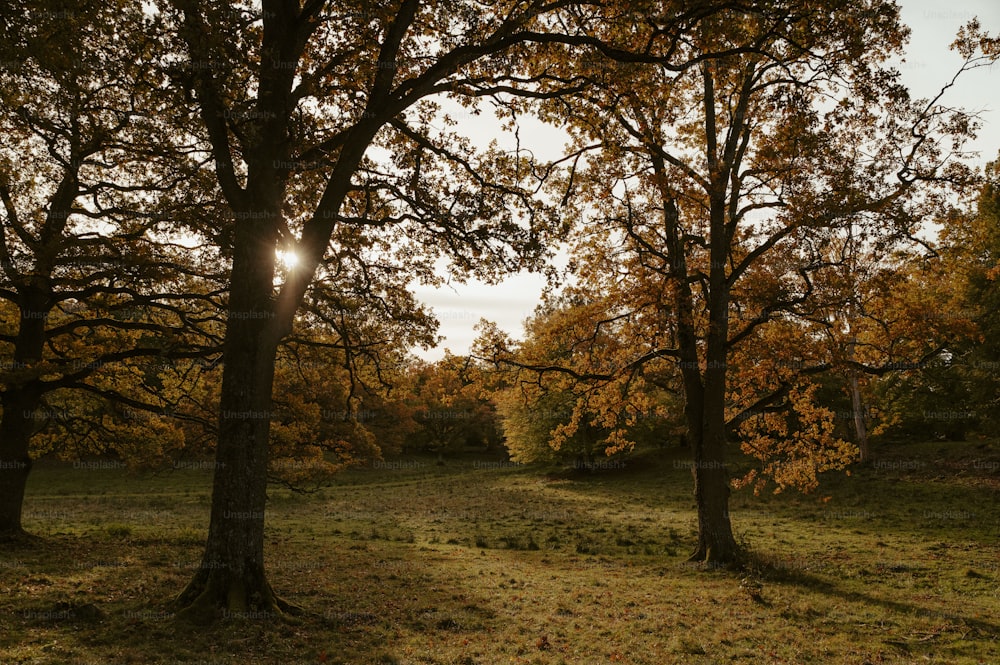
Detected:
left=411, top=0, right=1000, bottom=361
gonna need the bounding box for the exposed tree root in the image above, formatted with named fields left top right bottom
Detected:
left=174, top=567, right=303, bottom=624
left=687, top=539, right=743, bottom=570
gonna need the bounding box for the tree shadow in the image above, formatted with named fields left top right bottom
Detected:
left=753, top=559, right=1000, bottom=637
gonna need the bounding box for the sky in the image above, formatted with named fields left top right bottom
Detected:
left=410, top=0, right=1000, bottom=361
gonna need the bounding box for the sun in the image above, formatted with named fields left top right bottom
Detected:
left=276, top=249, right=300, bottom=270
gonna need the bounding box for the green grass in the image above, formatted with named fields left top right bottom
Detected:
left=1, top=440, right=998, bottom=664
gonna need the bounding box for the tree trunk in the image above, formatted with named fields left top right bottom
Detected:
left=845, top=336, right=869, bottom=462
left=171, top=0, right=380, bottom=621
left=0, top=402, right=34, bottom=539
left=657, top=181, right=739, bottom=565
left=685, top=73, right=740, bottom=565
left=175, top=215, right=294, bottom=620
left=0, top=293, right=49, bottom=540
left=688, top=427, right=738, bottom=564
left=849, top=373, right=869, bottom=462
left=0, top=386, right=39, bottom=538
left=684, top=369, right=739, bottom=565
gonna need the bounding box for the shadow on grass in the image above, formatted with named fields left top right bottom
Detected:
left=748, top=556, right=1000, bottom=637
left=5, top=445, right=998, bottom=664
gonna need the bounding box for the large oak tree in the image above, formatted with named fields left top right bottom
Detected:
left=0, top=0, right=222, bottom=539
left=162, top=0, right=588, bottom=617
left=483, top=1, right=995, bottom=563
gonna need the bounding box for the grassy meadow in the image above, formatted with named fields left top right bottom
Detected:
left=0, top=439, right=998, bottom=664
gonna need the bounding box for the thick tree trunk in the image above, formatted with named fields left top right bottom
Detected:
left=684, top=372, right=739, bottom=565
left=0, top=395, right=36, bottom=539
left=1, top=412, right=39, bottom=544
left=0, top=294, right=49, bottom=540
left=172, top=0, right=379, bottom=621
left=688, top=428, right=738, bottom=564
left=656, top=183, right=739, bottom=565
left=175, top=215, right=294, bottom=620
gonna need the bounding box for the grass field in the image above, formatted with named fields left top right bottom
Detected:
left=1, top=439, right=998, bottom=664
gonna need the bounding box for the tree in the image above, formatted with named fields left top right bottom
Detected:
left=483, top=2, right=995, bottom=563
left=495, top=384, right=606, bottom=466
left=268, top=329, right=432, bottom=485
left=0, top=0, right=221, bottom=539
left=934, top=151, right=1000, bottom=432
left=870, top=150, right=1000, bottom=441
left=403, top=354, right=501, bottom=457
left=965, top=155, right=1000, bottom=429
left=162, top=0, right=605, bottom=617
left=812, top=246, right=974, bottom=446
left=487, top=298, right=680, bottom=466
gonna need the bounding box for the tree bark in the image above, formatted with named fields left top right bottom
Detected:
left=172, top=0, right=306, bottom=618
left=654, top=111, right=739, bottom=564
left=684, top=311, right=739, bottom=565
left=0, top=409, right=34, bottom=539
left=684, top=64, right=740, bottom=565
left=677, top=359, right=738, bottom=566
left=687, top=397, right=738, bottom=565
left=175, top=213, right=291, bottom=620
left=0, top=291, right=49, bottom=540
left=0, top=378, right=41, bottom=539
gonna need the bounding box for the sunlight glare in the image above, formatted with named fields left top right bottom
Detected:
left=277, top=249, right=300, bottom=270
